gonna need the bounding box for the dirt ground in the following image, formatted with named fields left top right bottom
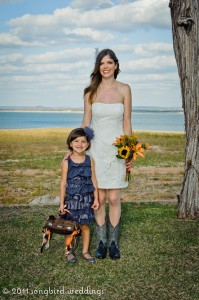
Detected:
left=0, top=166, right=183, bottom=205
left=120, top=166, right=183, bottom=202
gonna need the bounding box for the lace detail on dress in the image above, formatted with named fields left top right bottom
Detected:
left=90, top=103, right=128, bottom=189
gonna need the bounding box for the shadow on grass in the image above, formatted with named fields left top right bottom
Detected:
left=0, top=203, right=198, bottom=300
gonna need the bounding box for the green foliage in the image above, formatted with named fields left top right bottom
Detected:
left=134, top=132, right=185, bottom=167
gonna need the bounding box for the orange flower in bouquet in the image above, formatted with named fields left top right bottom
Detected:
left=113, top=134, right=149, bottom=181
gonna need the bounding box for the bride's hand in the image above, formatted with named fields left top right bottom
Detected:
left=61, top=150, right=72, bottom=166
left=126, top=157, right=134, bottom=171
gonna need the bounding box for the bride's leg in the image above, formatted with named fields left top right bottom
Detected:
left=94, top=188, right=107, bottom=226
left=108, top=189, right=121, bottom=227
left=95, top=188, right=108, bottom=259
left=107, top=189, right=121, bottom=259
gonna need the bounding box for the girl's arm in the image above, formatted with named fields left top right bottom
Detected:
left=81, top=94, right=92, bottom=127
left=90, top=157, right=99, bottom=210
left=60, top=159, right=68, bottom=214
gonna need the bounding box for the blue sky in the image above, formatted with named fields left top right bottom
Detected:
left=0, top=0, right=182, bottom=108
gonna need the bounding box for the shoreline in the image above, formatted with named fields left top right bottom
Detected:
left=0, top=110, right=183, bottom=114
left=0, top=128, right=185, bottom=134
left=0, top=110, right=84, bottom=113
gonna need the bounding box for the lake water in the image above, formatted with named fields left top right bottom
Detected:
left=0, top=111, right=185, bottom=132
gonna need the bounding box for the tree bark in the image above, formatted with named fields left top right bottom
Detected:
left=169, top=0, right=199, bottom=219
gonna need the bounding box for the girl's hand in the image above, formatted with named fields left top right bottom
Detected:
left=126, top=157, right=134, bottom=172
left=91, top=200, right=99, bottom=211
left=61, top=150, right=72, bottom=166
left=59, top=204, right=70, bottom=215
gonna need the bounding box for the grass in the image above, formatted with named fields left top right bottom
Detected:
left=0, top=203, right=198, bottom=300
left=0, top=129, right=198, bottom=299
left=0, top=129, right=185, bottom=204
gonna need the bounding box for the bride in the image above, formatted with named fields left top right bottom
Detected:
left=81, top=48, right=133, bottom=260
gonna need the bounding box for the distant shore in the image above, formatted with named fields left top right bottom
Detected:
left=0, top=110, right=84, bottom=113
left=0, top=109, right=184, bottom=132
left=0, top=106, right=183, bottom=113
left=0, top=109, right=183, bottom=113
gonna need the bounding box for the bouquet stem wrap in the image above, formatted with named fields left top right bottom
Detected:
left=113, top=134, right=149, bottom=181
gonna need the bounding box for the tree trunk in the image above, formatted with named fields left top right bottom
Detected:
left=169, top=0, right=199, bottom=219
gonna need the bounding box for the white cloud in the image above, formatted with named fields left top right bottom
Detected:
left=0, top=43, right=174, bottom=69
left=0, top=61, right=90, bottom=74
left=70, top=0, right=114, bottom=10
left=4, top=1, right=170, bottom=47
left=63, top=27, right=114, bottom=42
left=124, top=72, right=178, bottom=82
left=0, top=32, right=44, bottom=47
left=114, top=43, right=174, bottom=57
left=77, top=0, right=170, bottom=31
left=0, top=1, right=180, bottom=108
left=0, top=48, right=94, bottom=65
left=24, top=48, right=94, bottom=64
left=123, top=56, right=176, bottom=72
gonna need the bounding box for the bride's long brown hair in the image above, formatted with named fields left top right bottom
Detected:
left=84, top=49, right=120, bottom=104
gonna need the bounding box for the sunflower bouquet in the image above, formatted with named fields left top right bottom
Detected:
left=113, top=134, right=149, bottom=181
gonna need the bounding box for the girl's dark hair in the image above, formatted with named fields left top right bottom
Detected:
left=67, top=128, right=91, bottom=151
left=84, top=49, right=120, bottom=104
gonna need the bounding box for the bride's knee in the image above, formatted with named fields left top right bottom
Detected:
left=108, top=196, right=120, bottom=206
left=98, top=189, right=107, bottom=205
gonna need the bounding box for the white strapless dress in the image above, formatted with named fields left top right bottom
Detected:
left=90, top=103, right=128, bottom=189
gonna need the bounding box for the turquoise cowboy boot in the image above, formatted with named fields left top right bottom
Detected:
left=108, top=221, right=120, bottom=260
left=95, top=222, right=107, bottom=259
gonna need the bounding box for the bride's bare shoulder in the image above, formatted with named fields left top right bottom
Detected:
left=116, top=81, right=131, bottom=95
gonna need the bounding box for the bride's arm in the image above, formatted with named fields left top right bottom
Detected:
left=62, top=94, right=92, bottom=165
left=123, top=84, right=132, bottom=135
left=123, top=84, right=133, bottom=171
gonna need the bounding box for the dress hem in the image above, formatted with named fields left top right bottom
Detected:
left=97, top=184, right=128, bottom=189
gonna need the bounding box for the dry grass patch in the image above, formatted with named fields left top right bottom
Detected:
left=0, top=129, right=185, bottom=205
left=121, top=166, right=184, bottom=201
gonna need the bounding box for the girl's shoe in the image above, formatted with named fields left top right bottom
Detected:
left=82, top=252, right=96, bottom=263
left=66, top=251, right=77, bottom=263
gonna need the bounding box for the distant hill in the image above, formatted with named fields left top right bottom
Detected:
left=0, top=106, right=183, bottom=113
left=132, top=106, right=183, bottom=113
left=0, top=106, right=84, bottom=111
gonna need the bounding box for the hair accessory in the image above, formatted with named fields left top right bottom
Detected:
left=84, top=127, right=94, bottom=141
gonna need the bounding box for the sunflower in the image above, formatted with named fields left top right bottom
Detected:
left=113, top=134, right=149, bottom=181
left=118, top=146, right=130, bottom=159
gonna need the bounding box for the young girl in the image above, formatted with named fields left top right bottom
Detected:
left=60, top=127, right=99, bottom=263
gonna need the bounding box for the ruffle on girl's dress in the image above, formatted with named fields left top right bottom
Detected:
left=67, top=156, right=92, bottom=179
left=63, top=207, right=94, bottom=224
left=66, top=182, right=94, bottom=195
left=65, top=193, right=94, bottom=209
left=66, top=156, right=95, bottom=195
left=63, top=155, right=95, bottom=224
left=63, top=193, right=94, bottom=224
